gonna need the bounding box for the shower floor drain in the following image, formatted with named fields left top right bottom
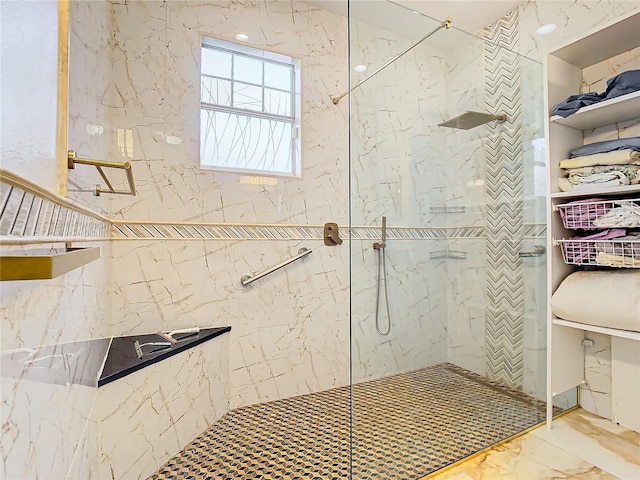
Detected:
left=150, top=363, right=553, bottom=480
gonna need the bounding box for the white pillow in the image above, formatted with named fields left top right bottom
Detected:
left=551, top=270, right=640, bottom=332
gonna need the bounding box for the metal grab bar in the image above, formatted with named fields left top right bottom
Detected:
left=241, top=247, right=312, bottom=286
left=68, top=150, right=136, bottom=196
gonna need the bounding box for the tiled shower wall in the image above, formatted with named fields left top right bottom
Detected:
left=2, top=1, right=638, bottom=478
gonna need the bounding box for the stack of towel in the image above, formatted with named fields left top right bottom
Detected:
left=552, top=69, right=640, bottom=118
left=558, top=137, right=640, bottom=192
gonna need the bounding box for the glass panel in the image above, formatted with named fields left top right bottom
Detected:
left=234, top=55, right=263, bottom=85
left=233, top=82, right=262, bottom=111
left=201, top=77, right=231, bottom=106
left=201, top=110, right=293, bottom=174
left=264, top=88, right=291, bottom=116
left=348, top=2, right=561, bottom=478
left=201, top=47, right=231, bottom=79
left=264, top=62, right=292, bottom=91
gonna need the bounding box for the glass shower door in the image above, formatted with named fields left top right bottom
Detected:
left=347, top=2, right=560, bottom=478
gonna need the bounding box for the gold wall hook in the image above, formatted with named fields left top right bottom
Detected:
left=324, top=223, right=343, bottom=246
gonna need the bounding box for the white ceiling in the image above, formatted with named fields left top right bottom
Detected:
left=304, top=0, right=522, bottom=35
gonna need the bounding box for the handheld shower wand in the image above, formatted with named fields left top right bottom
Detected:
left=373, top=216, right=391, bottom=336
left=373, top=216, right=386, bottom=250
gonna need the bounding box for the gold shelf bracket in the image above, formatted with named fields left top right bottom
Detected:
left=68, top=150, right=136, bottom=196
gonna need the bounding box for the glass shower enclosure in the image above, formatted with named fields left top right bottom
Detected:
left=347, top=2, right=562, bottom=477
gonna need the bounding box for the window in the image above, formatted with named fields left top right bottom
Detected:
left=200, top=36, right=301, bottom=177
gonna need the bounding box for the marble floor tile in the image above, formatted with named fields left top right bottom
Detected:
left=427, top=409, right=640, bottom=480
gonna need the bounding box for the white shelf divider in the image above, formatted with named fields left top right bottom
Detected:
left=550, top=91, right=640, bottom=130
left=553, top=317, right=640, bottom=342
left=550, top=184, right=640, bottom=200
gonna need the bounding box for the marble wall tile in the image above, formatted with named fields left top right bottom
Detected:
left=444, top=239, right=487, bottom=376
left=580, top=333, right=613, bottom=420
left=518, top=2, right=640, bottom=64
left=97, top=334, right=229, bottom=480
left=67, top=0, right=113, bottom=214
left=0, top=243, right=112, bottom=351
left=108, top=238, right=349, bottom=409
left=102, top=0, right=349, bottom=226
left=350, top=239, right=448, bottom=383
left=1, top=376, right=98, bottom=480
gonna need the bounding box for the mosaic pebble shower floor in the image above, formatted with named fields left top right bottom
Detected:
left=150, top=363, right=549, bottom=480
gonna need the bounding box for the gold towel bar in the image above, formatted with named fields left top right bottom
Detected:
left=68, top=150, right=136, bottom=196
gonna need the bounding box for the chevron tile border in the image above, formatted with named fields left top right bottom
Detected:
left=482, top=10, right=526, bottom=389
left=111, top=223, right=487, bottom=241
left=1, top=177, right=546, bottom=246
left=0, top=182, right=110, bottom=241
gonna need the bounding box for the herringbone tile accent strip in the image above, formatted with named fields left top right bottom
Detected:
left=482, top=10, right=525, bottom=389
left=0, top=182, right=109, bottom=241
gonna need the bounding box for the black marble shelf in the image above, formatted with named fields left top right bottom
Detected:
left=1, top=327, right=231, bottom=388
left=98, top=327, right=231, bottom=387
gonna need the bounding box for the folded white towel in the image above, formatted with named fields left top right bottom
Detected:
left=558, top=171, right=629, bottom=192
left=559, top=149, right=640, bottom=169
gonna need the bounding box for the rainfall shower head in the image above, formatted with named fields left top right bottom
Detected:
left=438, top=111, right=506, bottom=130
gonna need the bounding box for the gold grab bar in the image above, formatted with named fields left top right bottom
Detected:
left=68, top=150, right=136, bottom=196
left=241, top=247, right=312, bottom=286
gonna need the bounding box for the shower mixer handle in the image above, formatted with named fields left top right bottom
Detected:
left=373, top=216, right=387, bottom=250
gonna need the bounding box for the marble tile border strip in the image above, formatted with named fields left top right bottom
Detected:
left=0, top=171, right=547, bottom=244
left=0, top=169, right=110, bottom=244
left=111, top=223, right=488, bottom=241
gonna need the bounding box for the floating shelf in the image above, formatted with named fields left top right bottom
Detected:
left=551, top=184, right=640, bottom=200
left=553, top=318, right=640, bottom=342
left=0, top=247, right=100, bottom=281
left=550, top=91, right=640, bottom=130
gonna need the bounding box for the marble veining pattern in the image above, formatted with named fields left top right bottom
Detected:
left=429, top=409, right=640, bottom=480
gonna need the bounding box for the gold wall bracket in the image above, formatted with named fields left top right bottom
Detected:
left=1, top=246, right=100, bottom=281
left=68, top=150, right=136, bottom=196
left=324, top=223, right=343, bottom=246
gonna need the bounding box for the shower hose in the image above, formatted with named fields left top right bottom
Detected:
left=375, top=247, right=391, bottom=336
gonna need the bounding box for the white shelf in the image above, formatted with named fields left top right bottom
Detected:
left=551, top=12, right=640, bottom=68
left=553, top=318, right=640, bottom=342
left=551, top=184, right=640, bottom=199
left=550, top=91, right=640, bottom=130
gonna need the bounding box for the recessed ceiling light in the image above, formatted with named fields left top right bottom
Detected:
left=354, top=64, right=367, bottom=73
left=165, top=135, right=183, bottom=145
left=536, top=24, right=556, bottom=35
left=235, top=33, right=249, bottom=42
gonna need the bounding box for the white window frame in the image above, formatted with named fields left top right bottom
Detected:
left=199, top=36, right=301, bottom=178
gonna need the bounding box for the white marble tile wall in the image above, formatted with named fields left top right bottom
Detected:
left=97, top=334, right=230, bottom=479
left=1, top=242, right=110, bottom=479
left=444, top=239, right=487, bottom=375
left=580, top=333, right=613, bottom=420
left=349, top=21, right=448, bottom=227
left=67, top=0, right=113, bottom=214
left=103, top=0, right=349, bottom=226
left=350, top=239, right=448, bottom=383
left=518, top=1, right=640, bottom=64
left=109, top=239, right=349, bottom=409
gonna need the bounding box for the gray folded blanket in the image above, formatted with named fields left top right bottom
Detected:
left=570, top=137, right=640, bottom=158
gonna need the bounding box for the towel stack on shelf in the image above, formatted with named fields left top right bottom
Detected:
left=558, top=138, right=640, bottom=193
